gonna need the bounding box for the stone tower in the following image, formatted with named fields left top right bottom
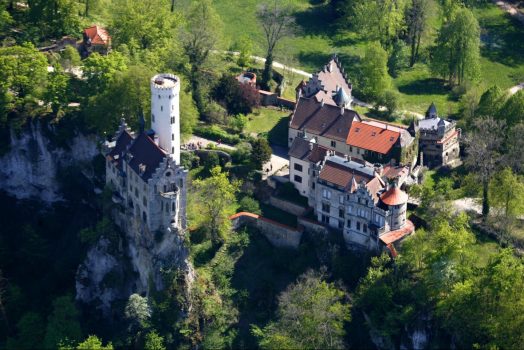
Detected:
left=150, top=73, right=181, bottom=164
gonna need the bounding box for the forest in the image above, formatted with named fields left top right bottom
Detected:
left=0, top=0, right=524, bottom=349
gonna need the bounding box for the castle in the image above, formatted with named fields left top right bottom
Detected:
left=103, top=73, right=187, bottom=233
left=289, top=56, right=415, bottom=250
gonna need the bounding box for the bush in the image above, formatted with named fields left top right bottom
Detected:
left=238, top=196, right=261, bottom=215
left=194, top=125, right=241, bottom=145
left=381, top=90, right=401, bottom=115
left=203, top=101, right=227, bottom=124
left=231, top=142, right=252, bottom=165
left=181, top=151, right=200, bottom=169
left=212, top=74, right=260, bottom=115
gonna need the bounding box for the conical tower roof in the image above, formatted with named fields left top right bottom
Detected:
left=332, top=87, right=351, bottom=107
left=380, top=185, right=408, bottom=206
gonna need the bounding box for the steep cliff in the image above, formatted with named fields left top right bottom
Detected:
left=76, top=214, right=194, bottom=315
left=0, top=121, right=98, bottom=202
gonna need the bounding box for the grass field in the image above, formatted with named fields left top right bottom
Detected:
left=245, top=107, right=290, bottom=135
left=208, top=0, right=524, bottom=116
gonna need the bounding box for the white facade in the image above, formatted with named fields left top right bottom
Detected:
left=151, top=73, right=181, bottom=164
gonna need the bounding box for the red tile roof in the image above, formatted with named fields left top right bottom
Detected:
left=346, top=121, right=400, bottom=155
left=380, top=186, right=408, bottom=206
left=380, top=220, right=414, bottom=245
left=84, top=25, right=110, bottom=46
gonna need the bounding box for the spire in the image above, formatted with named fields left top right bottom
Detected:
left=333, top=86, right=351, bottom=108
left=426, top=102, right=438, bottom=119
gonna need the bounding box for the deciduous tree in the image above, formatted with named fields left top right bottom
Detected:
left=75, top=335, right=113, bottom=350
left=489, top=168, right=524, bottom=234
left=192, top=167, right=240, bottom=244
left=250, top=138, right=272, bottom=170
left=406, top=0, right=430, bottom=66
left=257, top=1, right=295, bottom=90
left=463, top=117, right=506, bottom=221
left=431, top=7, right=480, bottom=86
left=111, top=0, right=180, bottom=50
left=44, top=295, right=82, bottom=349
left=253, top=270, right=350, bottom=349
left=477, top=85, right=506, bottom=118
left=360, top=42, right=391, bottom=100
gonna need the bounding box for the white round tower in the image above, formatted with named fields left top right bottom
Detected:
left=150, top=73, right=181, bottom=164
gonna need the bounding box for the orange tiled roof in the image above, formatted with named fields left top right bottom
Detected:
left=346, top=121, right=400, bottom=155
left=380, top=186, right=408, bottom=206
left=84, top=25, right=110, bottom=46
left=380, top=220, right=414, bottom=245
left=318, top=160, right=372, bottom=189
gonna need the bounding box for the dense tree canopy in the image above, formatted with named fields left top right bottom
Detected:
left=431, top=7, right=480, bottom=85
left=360, top=42, right=391, bottom=100
left=253, top=270, right=350, bottom=349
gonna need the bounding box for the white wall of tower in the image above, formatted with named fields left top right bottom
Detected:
left=150, top=74, right=181, bottom=164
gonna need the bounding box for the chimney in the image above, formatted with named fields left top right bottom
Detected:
left=341, top=107, right=344, bottom=115
left=328, top=61, right=333, bottom=72
left=320, top=98, right=324, bottom=107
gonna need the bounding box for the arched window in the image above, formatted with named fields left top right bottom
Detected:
left=172, top=202, right=175, bottom=211
left=142, top=212, right=147, bottom=223
left=161, top=106, right=163, bottom=111
left=172, top=134, right=174, bottom=141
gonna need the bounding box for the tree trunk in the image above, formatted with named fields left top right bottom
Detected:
left=171, top=0, right=175, bottom=12
left=410, top=36, right=416, bottom=67
left=85, top=0, right=89, bottom=17
left=261, top=53, right=273, bottom=91
left=482, top=178, right=490, bottom=222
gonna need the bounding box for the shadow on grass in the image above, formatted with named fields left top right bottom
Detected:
left=479, top=13, right=524, bottom=67
left=267, top=116, right=290, bottom=147
left=294, top=2, right=336, bottom=37
left=398, top=78, right=451, bottom=97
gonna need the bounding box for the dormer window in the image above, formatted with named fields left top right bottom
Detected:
left=355, top=128, right=360, bottom=132
left=371, top=131, right=376, bottom=136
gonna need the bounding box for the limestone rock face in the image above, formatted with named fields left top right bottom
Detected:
left=0, top=121, right=98, bottom=202
left=75, top=212, right=194, bottom=315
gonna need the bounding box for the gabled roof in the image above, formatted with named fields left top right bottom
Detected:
left=108, top=130, right=133, bottom=170
left=127, top=133, right=167, bottom=181
left=290, top=97, right=360, bottom=142
left=84, top=25, right=111, bottom=46
left=288, top=137, right=330, bottom=163
left=426, top=102, right=437, bottom=119
left=311, top=56, right=352, bottom=106
left=346, top=121, right=400, bottom=154
left=319, top=160, right=372, bottom=189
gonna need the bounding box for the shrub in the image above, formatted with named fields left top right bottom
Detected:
left=194, top=125, right=241, bottom=145
left=213, top=74, right=260, bottom=115
left=238, top=196, right=261, bottom=215
left=381, top=90, right=401, bottom=115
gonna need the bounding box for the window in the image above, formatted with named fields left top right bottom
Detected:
left=350, top=146, right=353, bottom=152
left=152, top=114, right=155, bottom=122
left=357, top=148, right=360, bottom=154
left=356, top=222, right=361, bottom=230
left=172, top=147, right=174, bottom=153
left=322, top=203, right=330, bottom=213
left=172, top=105, right=174, bottom=111
left=347, top=205, right=353, bottom=214
left=339, top=195, right=344, bottom=204
left=160, top=106, right=163, bottom=111
left=294, top=175, right=302, bottom=183
left=172, top=202, right=176, bottom=211
left=312, top=182, right=316, bottom=189
left=347, top=219, right=351, bottom=228
left=158, top=95, right=161, bottom=99
left=339, top=208, right=344, bottom=218
left=294, top=163, right=303, bottom=172
left=321, top=215, right=329, bottom=224
left=322, top=189, right=331, bottom=199
left=363, top=224, right=367, bottom=233
left=331, top=140, right=336, bottom=148
left=143, top=197, right=147, bottom=206
left=338, top=220, right=344, bottom=229
left=172, top=134, right=174, bottom=141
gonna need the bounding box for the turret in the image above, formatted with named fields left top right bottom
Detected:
left=150, top=73, right=181, bottom=164
left=379, top=183, right=408, bottom=231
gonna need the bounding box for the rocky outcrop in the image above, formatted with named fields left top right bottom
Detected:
left=0, top=121, right=98, bottom=202
left=75, top=206, right=194, bottom=315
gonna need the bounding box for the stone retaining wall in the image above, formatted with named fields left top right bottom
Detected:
left=230, top=212, right=303, bottom=249
left=269, top=196, right=307, bottom=216
left=297, top=217, right=329, bottom=235
left=258, top=90, right=296, bottom=109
